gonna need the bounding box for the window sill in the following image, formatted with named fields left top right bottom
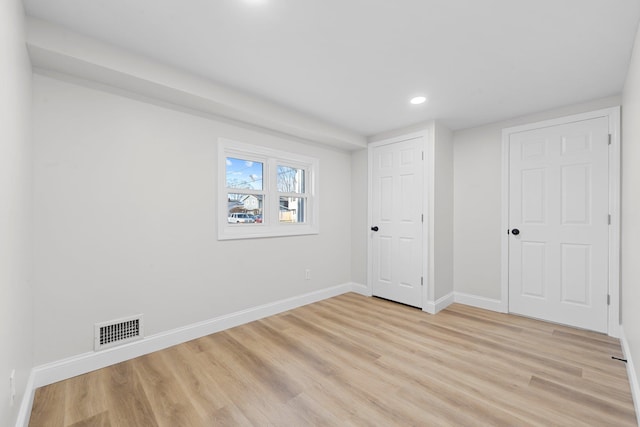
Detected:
left=218, top=223, right=319, bottom=240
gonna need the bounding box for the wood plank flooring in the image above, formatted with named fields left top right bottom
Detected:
left=29, top=293, right=637, bottom=426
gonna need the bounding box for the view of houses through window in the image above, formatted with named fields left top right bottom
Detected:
left=226, top=157, right=306, bottom=224
left=277, top=165, right=305, bottom=223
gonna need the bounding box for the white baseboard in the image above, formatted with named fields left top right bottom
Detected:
left=620, top=327, right=640, bottom=427
left=15, top=282, right=354, bottom=427
left=423, top=292, right=455, bottom=314
left=350, top=282, right=371, bottom=296
left=609, top=321, right=622, bottom=339
left=453, top=292, right=505, bottom=313
left=436, top=293, right=455, bottom=312
left=14, top=370, right=36, bottom=427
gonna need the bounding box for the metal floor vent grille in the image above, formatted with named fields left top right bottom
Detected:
left=94, top=314, right=143, bottom=351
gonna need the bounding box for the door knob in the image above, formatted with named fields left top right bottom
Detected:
left=371, top=226, right=379, bottom=232
left=511, top=228, right=520, bottom=235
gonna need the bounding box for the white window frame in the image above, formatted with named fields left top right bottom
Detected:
left=218, top=138, right=319, bottom=240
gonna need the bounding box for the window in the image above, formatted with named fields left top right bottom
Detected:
left=218, top=139, right=319, bottom=240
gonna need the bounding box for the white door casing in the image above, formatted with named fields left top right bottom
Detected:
left=370, top=136, right=424, bottom=308
left=502, top=107, right=620, bottom=336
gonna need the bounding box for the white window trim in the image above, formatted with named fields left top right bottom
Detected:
left=218, top=138, right=319, bottom=240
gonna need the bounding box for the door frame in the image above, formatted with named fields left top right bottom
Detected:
left=367, top=130, right=432, bottom=311
left=500, top=107, right=621, bottom=337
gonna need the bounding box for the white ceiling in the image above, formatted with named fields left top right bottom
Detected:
left=23, top=0, right=640, bottom=136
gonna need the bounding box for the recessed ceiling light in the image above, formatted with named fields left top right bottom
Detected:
left=410, top=96, right=427, bottom=105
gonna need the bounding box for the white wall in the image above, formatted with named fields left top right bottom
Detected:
left=621, top=20, right=640, bottom=406
left=453, top=95, right=622, bottom=301
left=0, top=1, right=33, bottom=425
left=433, top=122, right=454, bottom=300
left=32, top=73, right=352, bottom=364
left=350, top=148, right=368, bottom=286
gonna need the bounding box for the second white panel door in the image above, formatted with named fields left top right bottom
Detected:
left=508, top=116, right=609, bottom=332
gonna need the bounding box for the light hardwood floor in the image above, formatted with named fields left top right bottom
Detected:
left=29, top=293, right=637, bottom=426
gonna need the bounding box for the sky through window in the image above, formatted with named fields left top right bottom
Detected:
left=226, top=157, right=263, bottom=190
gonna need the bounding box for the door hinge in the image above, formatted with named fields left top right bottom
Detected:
left=421, top=214, right=424, bottom=223
left=608, top=134, right=612, bottom=145
left=608, top=214, right=611, bottom=225
left=607, top=294, right=611, bottom=305
left=422, top=151, right=424, bottom=160
left=421, top=277, right=424, bottom=286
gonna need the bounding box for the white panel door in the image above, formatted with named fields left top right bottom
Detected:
left=371, top=137, right=423, bottom=308
left=508, top=117, right=609, bottom=332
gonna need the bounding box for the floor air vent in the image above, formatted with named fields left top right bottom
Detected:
left=94, top=314, right=144, bottom=351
